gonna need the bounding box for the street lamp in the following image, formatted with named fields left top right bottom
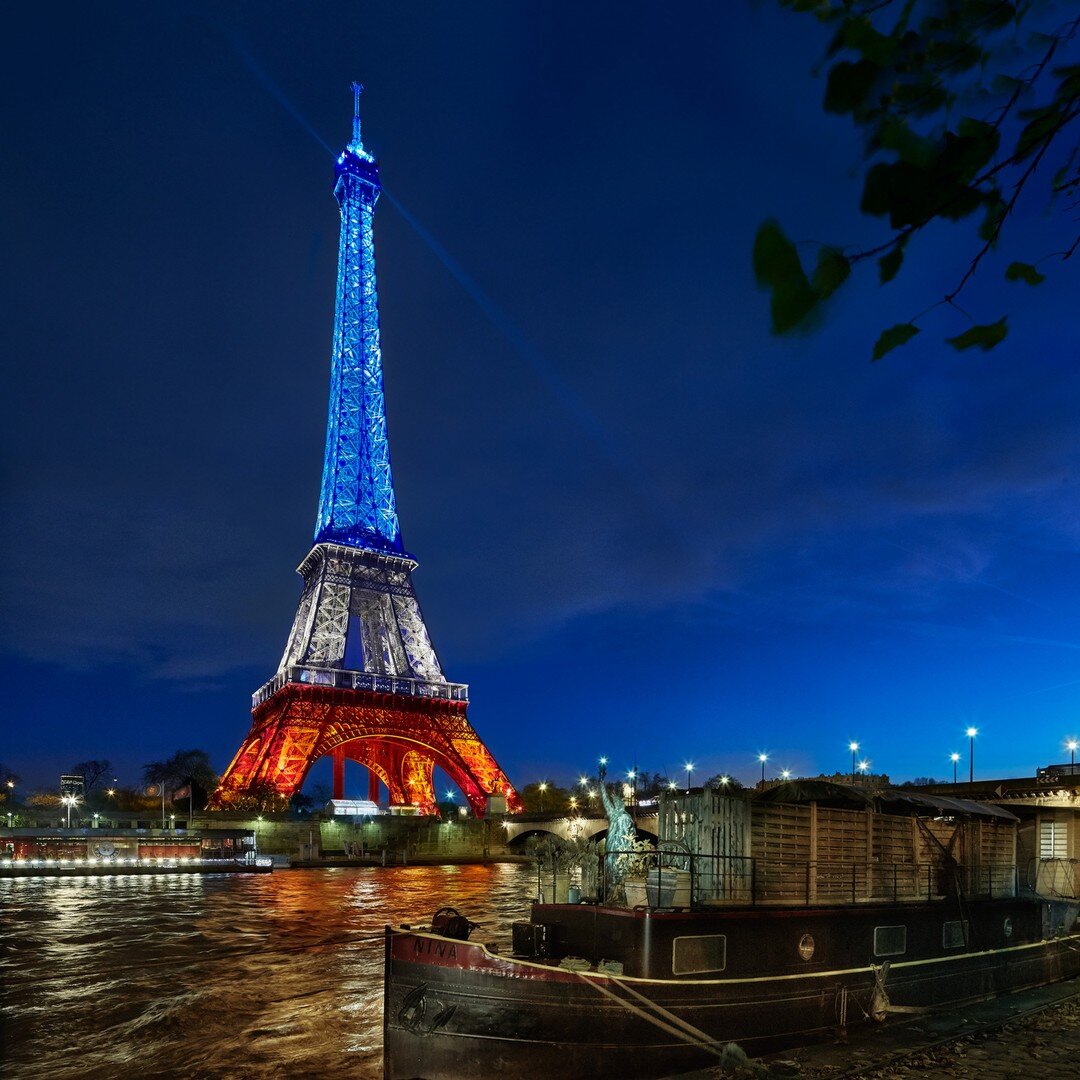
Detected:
left=1067, top=739, right=1078, bottom=775
left=857, top=760, right=870, bottom=782
left=598, top=757, right=608, bottom=783
left=61, top=794, right=78, bottom=828
left=966, top=727, right=978, bottom=783
left=579, top=776, right=589, bottom=788
left=758, top=753, right=768, bottom=786
left=445, top=790, right=455, bottom=802
left=849, top=741, right=859, bottom=785
left=950, top=752, right=960, bottom=786
left=538, top=782, right=548, bottom=812
left=627, top=770, right=637, bottom=808
left=684, top=762, right=695, bottom=793
left=568, top=796, right=578, bottom=812
left=106, top=788, right=116, bottom=798
left=92, top=813, right=100, bottom=828
left=781, top=769, right=791, bottom=781
left=668, top=779, right=678, bottom=792
left=719, top=775, right=730, bottom=788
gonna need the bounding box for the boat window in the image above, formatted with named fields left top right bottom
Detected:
left=797, top=934, right=815, bottom=961
left=672, top=934, right=727, bottom=975
left=873, top=925, right=906, bottom=957
left=1040, top=820, right=1068, bottom=860
left=942, top=919, right=968, bottom=949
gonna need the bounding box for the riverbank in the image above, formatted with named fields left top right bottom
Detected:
left=671, top=975, right=1080, bottom=1079
left=288, top=853, right=532, bottom=868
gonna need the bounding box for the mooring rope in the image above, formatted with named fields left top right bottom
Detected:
left=576, top=971, right=725, bottom=1059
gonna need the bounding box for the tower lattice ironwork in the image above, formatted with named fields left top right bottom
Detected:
left=211, top=86, right=521, bottom=816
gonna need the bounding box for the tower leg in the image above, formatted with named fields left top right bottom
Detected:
left=367, top=768, right=380, bottom=804
left=332, top=747, right=345, bottom=801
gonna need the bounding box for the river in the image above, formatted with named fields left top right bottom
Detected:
left=0, top=864, right=537, bottom=1079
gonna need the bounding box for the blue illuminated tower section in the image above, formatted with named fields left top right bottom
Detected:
left=212, top=87, right=521, bottom=818
left=316, top=82, right=402, bottom=555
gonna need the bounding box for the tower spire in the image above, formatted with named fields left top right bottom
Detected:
left=350, top=80, right=365, bottom=154
left=315, top=84, right=402, bottom=554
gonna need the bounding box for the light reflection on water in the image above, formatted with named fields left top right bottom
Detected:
left=0, top=864, right=537, bottom=1079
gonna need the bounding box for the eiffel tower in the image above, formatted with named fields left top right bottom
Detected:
left=211, top=86, right=521, bottom=816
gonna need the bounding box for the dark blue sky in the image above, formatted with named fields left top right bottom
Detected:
left=3, top=3, right=1079, bottom=793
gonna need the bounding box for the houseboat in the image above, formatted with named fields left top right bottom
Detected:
left=383, top=783, right=1080, bottom=1079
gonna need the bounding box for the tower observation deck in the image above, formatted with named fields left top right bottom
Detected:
left=211, top=87, right=521, bottom=816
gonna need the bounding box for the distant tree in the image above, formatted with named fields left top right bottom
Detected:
left=0, top=764, right=21, bottom=787
left=308, top=782, right=331, bottom=807
left=703, top=773, right=746, bottom=792
left=290, top=791, right=314, bottom=814
left=755, top=2, right=1080, bottom=360
left=520, top=781, right=572, bottom=814
left=229, top=779, right=287, bottom=813
left=70, top=759, right=112, bottom=795
left=899, top=776, right=944, bottom=787
left=143, top=749, right=218, bottom=804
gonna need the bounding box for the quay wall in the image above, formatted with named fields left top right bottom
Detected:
left=190, top=811, right=514, bottom=861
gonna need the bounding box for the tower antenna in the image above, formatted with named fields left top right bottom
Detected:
left=350, top=80, right=364, bottom=150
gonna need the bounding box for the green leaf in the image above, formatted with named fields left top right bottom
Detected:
left=872, top=322, right=920, bottom=361
left=842, top=16, right=897, bottom=66
left=945, top=318, right=1008, bottom=352
left=753, top=219, right=818, bottom=334
left=1004, top=262, right=1045, bottom=286
left=824, top=59, right=879, bottom=116
left=1015, top=105, right=1061, bottom=162
left=878, top=246, right=904, bottom=283
left=811, top=248, right=851, bottom=300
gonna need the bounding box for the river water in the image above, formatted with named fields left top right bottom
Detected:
left=0, top=864, right=537, bottom=1079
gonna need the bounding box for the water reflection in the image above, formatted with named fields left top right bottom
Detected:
left=0, top=864, right=535, bottom=1079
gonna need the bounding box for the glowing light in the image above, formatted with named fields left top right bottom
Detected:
left=966, top=727, right=978, bottom=738
left=579, top=776, right=589, bottom=786
left=781, top=769, right=792, bottom=780
left=858, top=760, right=870, bottom=773
left=757, top=753, right=768, bottom=764
left=950, top=752, right=961, bottom=762
left=445, top=790, right=455, bottom=801
left=848, top=741, right=859, bottom=753
left=1067, top=740, right=1078, bottom=753
left=668, top=780, right=677, bottom=790
left=719, top=776, right=730, bottom=786
left=598, top=756, right=608, bottom=766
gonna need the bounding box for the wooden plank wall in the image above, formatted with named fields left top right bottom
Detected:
left=660, top=794, right=1017, bottom=903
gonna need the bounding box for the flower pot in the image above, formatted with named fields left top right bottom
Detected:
left=623, top=878, right=648, bottom=908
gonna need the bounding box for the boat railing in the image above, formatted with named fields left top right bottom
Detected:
left=599, top=849, right=1018, bottom=909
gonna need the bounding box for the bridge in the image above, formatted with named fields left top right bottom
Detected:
left=503, top=809, right=659, bottom=846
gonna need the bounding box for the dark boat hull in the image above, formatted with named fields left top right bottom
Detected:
left=384, top=901, right=1080, bottom=1079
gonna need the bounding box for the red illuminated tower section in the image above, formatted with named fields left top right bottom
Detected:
left=211, top=87, right=521, bottom=816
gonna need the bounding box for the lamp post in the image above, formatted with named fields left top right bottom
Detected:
left=719, top=775, right=730, bottom=789
left=849, top=742, right=859, bottom=785
left=966, top=727, right=978, bottom=783
left=627, top=770, right=637, bottom=809
left=781, top=769, right=791, bottom=781
left=758, top=753, right=768, bottom=787
left=684, top=762, right=694, bottom=793
left=598, top=757, right=608, bottom=782
left=857, top=760, right=870, bottom=783
left=950, top=752, right=960, bottom=788
left=62, top=795, right=77, bottom=828
left=1067, top=739, right=1078, bottom=775
left=538, top=782, right=548, bottom=813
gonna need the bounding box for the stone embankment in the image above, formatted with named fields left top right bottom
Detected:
left=684, top=979, right=1080, bottom=1079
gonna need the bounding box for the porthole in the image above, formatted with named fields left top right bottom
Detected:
left=1003, top=917, right=1013, bottom=939
left=798, top=933, right=815, bottom=961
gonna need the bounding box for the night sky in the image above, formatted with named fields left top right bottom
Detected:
left=4, top=3, right=1079, bottom=795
